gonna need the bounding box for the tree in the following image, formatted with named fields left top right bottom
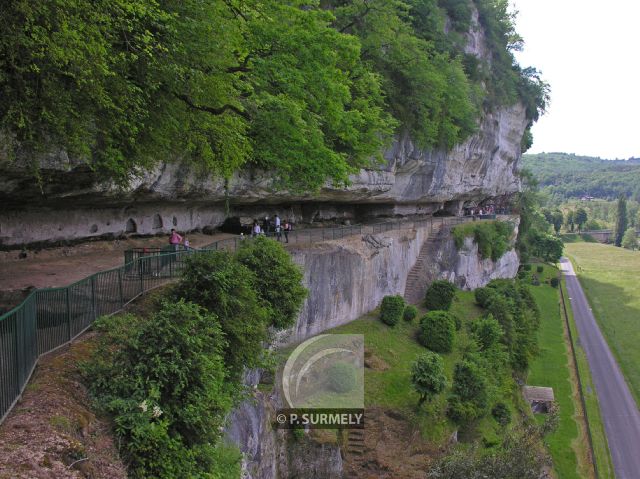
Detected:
left=614, top=194, right=629, bottom=247
left=418, top=311, right=456, bottom=353
left=472, top=314, right=503, bottom=350
left=621, top=227, right=638, bottom=250
left=551, top=210, right=564, bottom=234
left=575, top=208, right=588, bottom=232
left=235, top=236, right=307, bottom=330
left=565, top=210, right=575, bottom=232
left=528, top=230, right=563, bottom=262
left=447, top=359, right=489, bottom=423
left=173, top=251, right=269, bottom=378
left=425, top=280, right=457, bottom=310
left=411, top=352, right=447, bottom=405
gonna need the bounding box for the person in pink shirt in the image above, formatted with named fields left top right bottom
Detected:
left=169, top=228, right=183, bottom=251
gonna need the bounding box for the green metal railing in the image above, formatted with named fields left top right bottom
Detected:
left=1, top=215, right=484, bottom=425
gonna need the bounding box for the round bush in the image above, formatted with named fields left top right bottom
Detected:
left=380, top=295, right=405, bottom=326
left=425, top=280, right=457, bottom=311
left=474, top=287, right=494, bottom=308
left=403, top=305, right=418, bottom=322
left=550, top=277, right=559, bottom=288
left=491, top=402, right=511, bottom=426
left=523, top=264, right=532, bottom=271
left=327, top=362, right=357, bottom=393
left=536, top=265, right=544, bottom=273
left=418, top=311, right=456, bottom=353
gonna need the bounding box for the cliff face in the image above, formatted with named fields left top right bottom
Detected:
left=0, top=102, right=526, bottom=246
left=0, top=4, right=526, bottom=247
left=226, top=222, right=520, bottom=478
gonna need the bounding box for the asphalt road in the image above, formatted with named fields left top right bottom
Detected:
left=560, top=257, right=640, bottom=479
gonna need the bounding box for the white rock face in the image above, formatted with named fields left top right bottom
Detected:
left=282, top=220, right=520, bottom=344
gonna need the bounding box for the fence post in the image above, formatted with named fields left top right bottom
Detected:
left=139, top=262, right=144, bottom=296
left=66, top=288, right=72, bottom=341
left=117, top=269, right=125, bottom=307
left=90, top=276, right=97, bottom=322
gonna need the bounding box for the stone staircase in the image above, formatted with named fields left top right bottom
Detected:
left=403, top=224, right=446, bottom=304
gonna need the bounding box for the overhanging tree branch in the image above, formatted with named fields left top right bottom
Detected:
left=173, top=93, right=250, bottom=120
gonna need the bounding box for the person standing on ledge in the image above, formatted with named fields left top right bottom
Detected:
left=274, top=214, right=282, bottom=241
left=169, top=228, right=182, bottom=251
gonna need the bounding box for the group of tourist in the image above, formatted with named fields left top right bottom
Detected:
left=251, top=215, right=292, bottom=242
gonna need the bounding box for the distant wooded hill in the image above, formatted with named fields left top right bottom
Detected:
left=522, top=152, right=640, bottom=202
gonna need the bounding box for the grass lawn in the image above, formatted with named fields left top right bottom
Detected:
left=526, top=264, right=592, bottom=479
left=564, top=241, right=640, bottom=407
left=326, top=291, right=514, bottom=445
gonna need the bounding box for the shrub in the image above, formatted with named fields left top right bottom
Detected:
left=474, top=287, right=495, bottom=308
left=380, top=295, right=405, bottom=326
left=83, top=301, right=241, bottom=478
left=236, top=236, right=308, bottom=329
left=523, top=264, right=532, bottom=271
left=418, top=311, right=456, bottom=353
left=327, top=362, right=357, bottom=393
left=536, top=265, right=544, bottom=273
left=447, top=359, right=489, bottom=424
left=452, top=221, right=514, bottom=261
left=472, top=314, right=503, bottom=350
left=550, top=277, right=559, bottom=288
left=425, top=280, right=457, bottom=311
left=403, top=304, right=418, bottom=322
left=173, top=251, right=269, bottom=377
left=531, top=275, right=540, bottom=286
left=411, top=352, right=447, bottom=405
left=492, top=402, right=511, bottom=426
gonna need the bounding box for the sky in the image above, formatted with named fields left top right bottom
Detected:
left=511, top=0, right=640, bottom=159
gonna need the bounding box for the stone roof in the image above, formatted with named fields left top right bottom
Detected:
left=523, top=386, right=555, bottom=403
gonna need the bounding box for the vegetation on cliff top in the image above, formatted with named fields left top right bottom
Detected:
left=1, top=0, right=547, bottom=190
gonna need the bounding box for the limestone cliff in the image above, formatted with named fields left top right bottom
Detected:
left=226, top=221, right=520, bottom=478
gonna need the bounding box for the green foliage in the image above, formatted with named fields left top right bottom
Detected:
left=173, top=251, right=269, bottom=377
left=575, top=208, right=588, bottom=232
left=527, top=230, right=564, bottom=262
left=491, top=402, right=511, bottom=426
left=522, top=152, right=640, bottom=202
left=425, top=280, right=457, bottom=311
left=411, top=352, right=447, bottom=405
left=0, top=0, right=395, bottom=191
left=403, top=304, right=419, bottom=322
left=452, top=221, right=514, bottom=261
left=447, top=359, right=488, bottom=423
left=1, top=0, right=547, bottom=190
left=428, top=424, right=552, bottom=478
left=621, top=227, right=638, bottom=250
left=550, top=277, right=559, bottom=288
left=478, top=279, right=541, bottom=371
left=83, top=301, right=241, bottom=478
left=418, top=311, right=456, bottom=353
left=536, top=265, right=544, bottom=273
left=235, top=236, right=307, bottom=329
left=380, top=295, right=406, bottom=326
left=615, top=195, right=629, bottom=247
left=474, top=287, right=494, bottom=308
left=472, top=314, right=503, bottom=350
left=523, top=264, right=532, bottom=271
left=327, top=362, right=357, bottom=394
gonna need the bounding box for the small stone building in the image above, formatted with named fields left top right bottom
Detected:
left=523, top=386, right=555, bottom=414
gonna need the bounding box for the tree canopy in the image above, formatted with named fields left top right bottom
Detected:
left=1, top=0, right=547, bottom=190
